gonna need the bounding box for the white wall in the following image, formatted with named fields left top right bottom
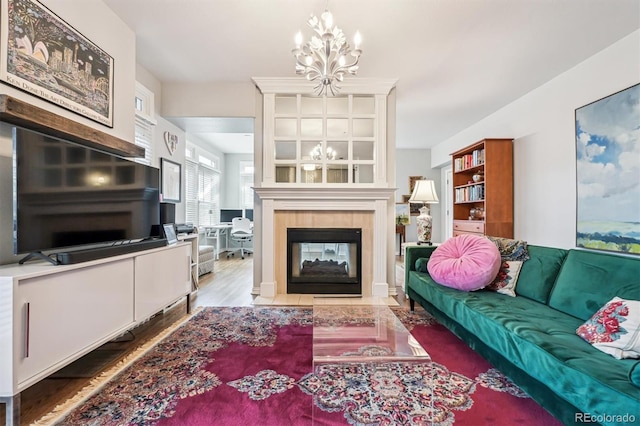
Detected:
left=223, top=154, right=254, bottom=208
left=161, top=82, right=257, bottom=118
left=430, top=30, right=640, bottom=249
left=155, top=118, right=187, bottom=223
left=395, top=149, right=443, bottom=244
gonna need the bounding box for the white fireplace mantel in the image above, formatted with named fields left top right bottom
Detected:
left=255, top=187, right=396, bottom=298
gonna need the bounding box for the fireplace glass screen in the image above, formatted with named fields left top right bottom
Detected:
left=287, top=228, right=362, bottom=294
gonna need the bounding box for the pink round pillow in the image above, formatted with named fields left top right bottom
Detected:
left=427, top=234, right=501, bottom=291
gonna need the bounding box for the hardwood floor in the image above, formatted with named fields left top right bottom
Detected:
left=1, top=254, right=408, bottom=425
left=193, top=254, right=255, bottom=308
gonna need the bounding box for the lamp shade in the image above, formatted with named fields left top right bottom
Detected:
left=409, top=180, right=439, bottom=204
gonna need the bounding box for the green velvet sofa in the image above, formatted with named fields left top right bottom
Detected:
left=405, top=244, right=640, bottom=426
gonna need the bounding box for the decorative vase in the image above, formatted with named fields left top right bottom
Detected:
left=416, top=205, right=433, bottom=245
left=472, top=172, right=482, bottom=182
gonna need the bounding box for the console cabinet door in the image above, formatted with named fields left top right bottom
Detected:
left=134, top=244, right=191, bottom=321
left=15, top=259, right=134, bottom=388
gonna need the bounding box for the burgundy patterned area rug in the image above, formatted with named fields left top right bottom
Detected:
left=41, top=307, right=561, bottom=426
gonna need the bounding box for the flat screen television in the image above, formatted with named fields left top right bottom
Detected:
left=13, top=127, right=161, bottom=257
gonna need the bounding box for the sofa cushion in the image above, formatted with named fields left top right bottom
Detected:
left=577, top=297, right=640, bottom=359
left=415, top=257, right=429, bottom=273
left=427, top=234, right=501, bottom=291
left=486, top=235, right=530, bottom=261
left=630, top=362, right=640, bottom=387
left=485, top=260, right=523, bottom=297
left=548, top=250, right=640, bottom=321
left=515, top=245, right=567, bottom=304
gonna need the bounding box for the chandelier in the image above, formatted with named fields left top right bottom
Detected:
left=292, top=9, right=362, bottom=96
left=310, top=143, right=336, bottom=160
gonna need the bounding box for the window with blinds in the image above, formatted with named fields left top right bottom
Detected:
left=134, top=82, right=156, bottom=165
left=134, top=116, right=154, bottom=165
left=185, top=160, right=198, bottom=224
left=185, top=159, right=220, bottom=226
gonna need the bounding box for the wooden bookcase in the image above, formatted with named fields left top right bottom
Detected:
left=451, top=138, right=513, bottom=238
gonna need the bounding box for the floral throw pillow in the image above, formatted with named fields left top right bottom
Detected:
left=485, top=261, right=523, bottom=297
left=576, top=297, right=640, bottom=359
left=485, top=236, right=530, bottom=261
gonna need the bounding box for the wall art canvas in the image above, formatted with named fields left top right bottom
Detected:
left=575, top=83, right=640, bottom=255
left=395, top=203, right=409, bottom=225
left=0, top=0, right=114, bottom=127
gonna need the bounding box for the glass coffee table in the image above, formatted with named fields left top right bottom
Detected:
left=311, top=305, right=433, bottom=424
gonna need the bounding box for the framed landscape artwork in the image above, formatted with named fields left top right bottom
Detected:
left=0, top=0, right=114, bottom=127
left=395, top=203, right=410, bottom=225
left=575, top=83, right=640, bottom=255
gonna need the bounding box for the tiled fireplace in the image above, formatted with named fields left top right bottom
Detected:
left=254, top=187, right=396, bottom=298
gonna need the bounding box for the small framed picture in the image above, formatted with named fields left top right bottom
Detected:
left=163, top=224, right=177, bottom=245
left=395, top=203, right=410, bottom=225
left=409, top=176, right=424, bottom=194
left=409, top=202, right=422, bottom=216
left=161, top=158, right=181, bottom=203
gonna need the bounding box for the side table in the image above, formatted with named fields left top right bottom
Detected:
left=395, top=224, right=405, bottom=255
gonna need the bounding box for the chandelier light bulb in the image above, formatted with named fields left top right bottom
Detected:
left=354, top=31, right=361, bottom=49
left=322, top=11, right=333, bottom=29
left=295, top=31, right=303, bottom=48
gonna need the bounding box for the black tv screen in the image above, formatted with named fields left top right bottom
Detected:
left=220, top=209, right=242, bottom=223
left=13, top=127, right=160, bottom=254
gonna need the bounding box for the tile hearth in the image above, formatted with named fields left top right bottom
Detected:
left=252, top=295, right=400, bottom=307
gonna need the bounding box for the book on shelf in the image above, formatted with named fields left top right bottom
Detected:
left=455, top=183, right=485, bottom=203
left=454, top=149, right=485, bottom=172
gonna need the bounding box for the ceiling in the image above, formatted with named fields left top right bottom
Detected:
left=103, top=0, right=639, bottom=154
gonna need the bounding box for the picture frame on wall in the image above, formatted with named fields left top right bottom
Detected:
left=575, top=83, right=639, bottom=255
left=0, top=0, right=114, bottom=127
left=409, top=202, right=422, bottom=216
left=161, top=158, right=181, bottom=203
left=395, top=203, right=410, bottom=225
left=409, top=176, right=424, bottom=195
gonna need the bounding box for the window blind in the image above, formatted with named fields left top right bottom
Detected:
left=185, top=160, right=198, bottom=224
left=134, top=116, right=154, bottom=165
left=198, top=165, right=220, bottom=226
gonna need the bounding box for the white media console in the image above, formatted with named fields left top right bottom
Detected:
left=0, top=242, right=192, bottom=425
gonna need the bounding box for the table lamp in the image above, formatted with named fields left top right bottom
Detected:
left=409, top=180, right=439, bottom=245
